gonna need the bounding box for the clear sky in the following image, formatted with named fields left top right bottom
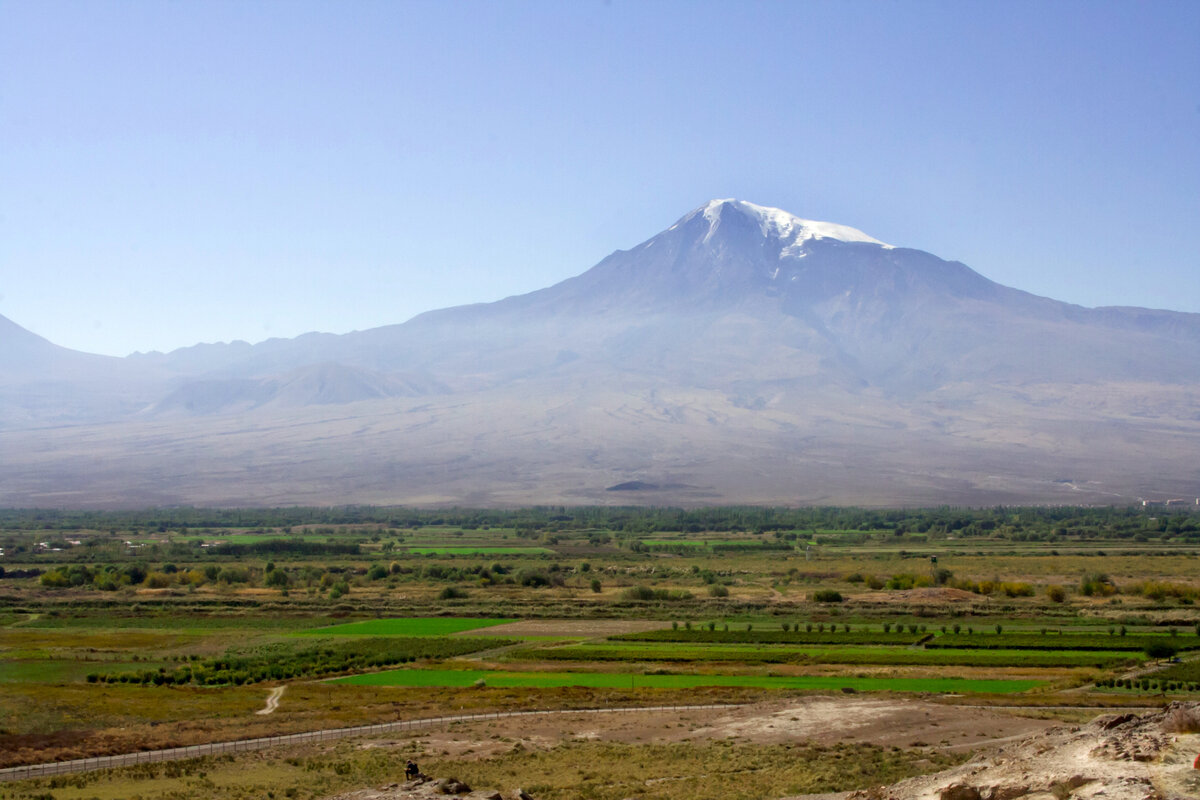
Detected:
left=2, top=0, right=1198, bottom=357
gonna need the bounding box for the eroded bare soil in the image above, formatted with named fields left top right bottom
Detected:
left=323, top=700, right=1200, bottom=800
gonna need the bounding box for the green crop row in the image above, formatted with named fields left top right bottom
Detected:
left=927, top=633, right=1200, bottom=652
left=299, top=617, right=513, bottom=636
left=522, top=643, right=1138, bottom=669
left=88, top=636, right=514, bottom=686
left=332, top=667, right=1042, bottom=694
left=615, top=629, right=924, bottom=646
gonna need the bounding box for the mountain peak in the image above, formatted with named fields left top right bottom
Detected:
left=683, top=198, right=892, bottom=250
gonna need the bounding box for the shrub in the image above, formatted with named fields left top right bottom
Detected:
left=620, top=585, right=692, bottom=602
left=438, top=586, right=468, bottom=600
left=707, top=584, right=728, bottom=597
left=590, top=578, right=602, bottom=593
left=39, top=569, right=70, bottom=588
left=217, top=567, right=250, bottom=584
left=812, top=590, right=843, bottom=603
left=517, top=570, right=551, bottom=588
left=265, top=568, right=290, bottom=588
left=1046, top=584, right=1066, bottom=603
left=143, top=571, right=171, bottom=589
left=1145, top=642, right=1178, bottom=661
left=1080, top=573, right=1118, bottom=597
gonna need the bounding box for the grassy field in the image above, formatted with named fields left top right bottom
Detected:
left=402, top=546, right=555, bottom=555
left=297, top=617, right=514, bottom=636
left=332, top=667, right=1043, bottom=693
left=2, top=504, right=1199, bottom=795
left=0, top=659, right=154, bottom=683
left=520, top=642, right=1140, bottom=669
left=0, top=737, right=966, bottom=800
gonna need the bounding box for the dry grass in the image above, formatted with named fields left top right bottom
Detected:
left=423, top=740, right=966, bottom=800
left=0, top=736, right=964, bottom=800
left=0, top=682, right=767, bottom=767
left=1160, top=704, right=1200, bottom=733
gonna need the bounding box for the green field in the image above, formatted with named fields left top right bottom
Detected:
left=617, top=629, right=924, bottom=646
left=523, top=642, right=1139, bottom=669
left=402, top=546, right=555, bottom=555
left=7, top=503, right=1200, bottom=789
left=928, top=633, right=1200, bottom=652
left=332, top=667, right=1042, bottom=693
left=0, top=659, right=155, bottom=683
left=299, top=617, right=513, bottom=636
left=18, top=613, right=337, bottom=632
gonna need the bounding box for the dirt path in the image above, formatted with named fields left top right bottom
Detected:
left=255, top=685, right=286, bottom=715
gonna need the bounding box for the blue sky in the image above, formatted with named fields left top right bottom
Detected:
left=2, top=0, right=1198, bottom=357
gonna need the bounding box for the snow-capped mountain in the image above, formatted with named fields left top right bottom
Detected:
left=2, top=199, right=1198, bottom=507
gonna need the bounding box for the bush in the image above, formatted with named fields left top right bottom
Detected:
left=438, top=586, right=468, bottom=600
left=143, top=571, right=172, bottom=589
left=517, top=570, right=551, bottom=588
left=1145, top=642, right=1178, bottom=661
left=812, top=590, right=843, bottom=603
left=707, top=584, right=729, bottom=598
left=1080, top=573, right=1118, bottom=597
left=265, top=568, right=290, bottom=588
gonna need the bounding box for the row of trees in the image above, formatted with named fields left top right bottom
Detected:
left=5, top=504, right=1199, bottom=539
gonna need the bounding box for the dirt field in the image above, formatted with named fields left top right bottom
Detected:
left=363, top=696, right=1059, bottom=761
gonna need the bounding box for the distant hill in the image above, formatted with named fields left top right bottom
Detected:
left=1, top=199, right=1197, bottom=508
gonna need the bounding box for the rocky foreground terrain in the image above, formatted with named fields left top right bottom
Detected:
left=847, top=703, right=1200, bottom=800
left=325, top=704, right=1200, bottom=800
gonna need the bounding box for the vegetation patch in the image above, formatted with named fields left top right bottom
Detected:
left=403, top=546, right=554, bottom=555
left=88, top=637, right=513, bottom=686
left=616, top=629, right=924, bottom=646
left=332, top=667, right=1042, bottom=693
left=523, top=643, right=1138, bottom=668
left=927, top=633, right=1200, bottom=652
left=298, top=617, right=513, bottom=636
left=0, top=738, right=966, bottom=800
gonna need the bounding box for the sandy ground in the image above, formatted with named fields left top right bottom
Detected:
left=355, top=696, right=1058, bottom=762
left=330, top=701, right=1200, bottom=800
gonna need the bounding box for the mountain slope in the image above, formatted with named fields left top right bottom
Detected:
left=1, top=199, right=1198, bottom=507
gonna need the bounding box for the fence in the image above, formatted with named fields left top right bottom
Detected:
left=0, top=703, right=744, bottom=783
